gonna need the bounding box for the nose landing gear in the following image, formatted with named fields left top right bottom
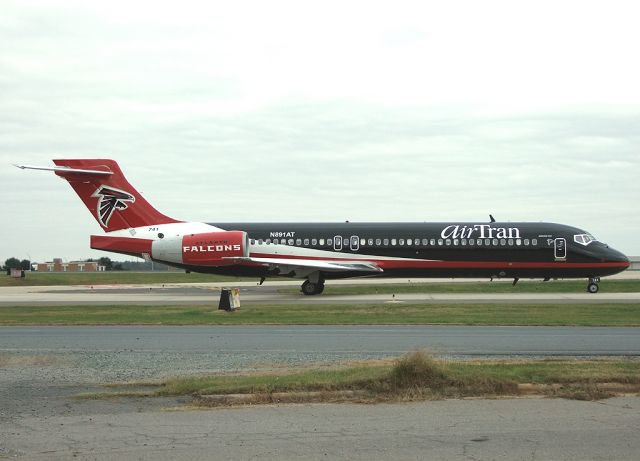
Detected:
left=587, top=277, right=600, bottom=294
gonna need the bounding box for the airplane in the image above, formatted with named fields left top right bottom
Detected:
left=16, top=159, right=630, bottom=295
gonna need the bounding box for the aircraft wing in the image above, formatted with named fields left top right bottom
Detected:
left=224, top=256, right=383, bottom=276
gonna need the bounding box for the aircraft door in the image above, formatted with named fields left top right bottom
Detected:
left=554, top=238, right=567, bottom=261
left=350, top=235, right=359, bottom=251
left=334, top=235, right=342, bottom=251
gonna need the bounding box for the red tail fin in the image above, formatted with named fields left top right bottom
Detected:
left=52, top=159, right=180, bottom=232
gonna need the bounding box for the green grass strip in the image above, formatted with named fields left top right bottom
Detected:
left=94, top=353, right=640, bottom=402
left=1, top=302, right=640, bottom=325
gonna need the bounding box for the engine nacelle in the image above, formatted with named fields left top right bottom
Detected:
left=151, top=230, right=249, bottom=266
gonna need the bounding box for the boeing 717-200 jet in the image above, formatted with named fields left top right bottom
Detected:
left=16, top=159, right=629, bottom=295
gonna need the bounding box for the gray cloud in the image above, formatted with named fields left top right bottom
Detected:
left=1, top=2, right=639, bottom=262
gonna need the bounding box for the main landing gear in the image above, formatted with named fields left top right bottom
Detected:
left=587, top=277, right=600, bottom=294
left=301, top=274, right=325, bottom=296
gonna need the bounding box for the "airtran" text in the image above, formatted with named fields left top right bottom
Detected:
left=441, top=225, right=521, bottom=239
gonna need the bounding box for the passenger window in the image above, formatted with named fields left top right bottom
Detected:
left=430, top=239, right=436, bottom=246
left=383, top=238, right=389, bottom=245
left=303, top=239, right=309, bottom=246
left=461, top=239, right=467, bottom=245
left=250, top=239, right=255, bottom=245
left=516, top=239, right=521, bottom=246
left=423, top=239, right=429, bottom=246
left=376, top=238, right=381, bottom=245
left=493, top=239, right=498, bottom=246
left=258, top=239, right=263, bottom=245
left=407, top=239, right=412, bottom=246
left=469, top=239, right=474, bottom=245
left=399, top=239, right=405, bottom=246
left=508, top=239, right=513, bottom=246
left=391, top=239, right=397, bottom=246
left=360, top=238, right=366, bottom=246
left=532, top=239, right=538, bottom=246
left=288, top=239, right=294, bottom=245
left=311, top=238, right=317, bottom=245
left=327, top=238, right=332, bottom=246
left=438, top=239, right=443, bottom=246
left=524, top=239, right=530, bottom=246
left=500, top=239, right=506, bottom=246
left=296, top=239, right=301, bottom=246
left=446, top=239, right=451, bottom=246
left=485, top=239, right=491, bottom=246
left=368, top=238, right=373, bottom=246
left=477, top=239, right=482, bottom=246
left=281, top=239, right=286, bottom=245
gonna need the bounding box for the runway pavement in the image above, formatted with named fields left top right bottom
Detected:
left=3, top=325, right=640, bottom=359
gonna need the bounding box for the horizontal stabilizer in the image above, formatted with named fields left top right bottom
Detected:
left=14, top=164, right=113, bottom=176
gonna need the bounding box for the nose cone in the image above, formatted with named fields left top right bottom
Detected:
left=604, top=246, right=630, bottom=273
left=607, top=247, right=630, bottom=264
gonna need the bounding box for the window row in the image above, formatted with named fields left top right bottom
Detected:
left=249, top=237, right=539, bottom=248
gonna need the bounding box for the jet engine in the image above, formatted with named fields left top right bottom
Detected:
left=151, top=230, right=249, bottom=266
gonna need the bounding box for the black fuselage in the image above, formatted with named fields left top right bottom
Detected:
left=198, top=221, right=629, bottom=280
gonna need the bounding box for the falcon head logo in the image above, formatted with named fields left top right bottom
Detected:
left=91, top=185, right=135, bottom=227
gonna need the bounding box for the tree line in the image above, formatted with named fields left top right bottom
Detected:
left=3, top=257, right=174, bottom=272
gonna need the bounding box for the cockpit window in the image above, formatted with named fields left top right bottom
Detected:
left=574, top=233, right=596, bottom=246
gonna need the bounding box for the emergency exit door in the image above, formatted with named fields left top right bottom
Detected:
left=554, top=238, right=567, bottom=261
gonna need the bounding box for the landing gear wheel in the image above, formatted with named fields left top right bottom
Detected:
left=587, top=283, right=599, bottom=294
left=301, top=280, right=325, bottom=295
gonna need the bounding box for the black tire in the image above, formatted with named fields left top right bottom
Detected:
left=587, top=283, right=599, bottom=294
left=301, top=280, right=318, bottom=295
left=301, top=280, right=325, bottom=295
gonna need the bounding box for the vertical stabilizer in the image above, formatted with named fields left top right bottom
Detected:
left=51, top=159, right=181, bottom=232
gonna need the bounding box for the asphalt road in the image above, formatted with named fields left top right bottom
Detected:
left=3, top=325, right=640, bottom=359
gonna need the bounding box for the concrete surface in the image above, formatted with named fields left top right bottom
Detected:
left=2, top=397, right=640, bottom=460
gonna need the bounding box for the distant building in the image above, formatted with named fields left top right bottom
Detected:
left=33, top=258, right=105, bottom=272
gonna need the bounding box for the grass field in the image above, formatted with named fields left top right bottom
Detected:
left=2, top=302, right=639, bottom=325
left=87, top=351, right=640, bottom=403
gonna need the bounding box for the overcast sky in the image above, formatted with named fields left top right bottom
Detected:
left=1, top=0, right=639, bottom=263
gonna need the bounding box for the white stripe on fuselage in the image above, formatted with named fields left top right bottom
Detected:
left=248, top=242, right=439, bottom=262
left=104, top=221, right=440, bottom=264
